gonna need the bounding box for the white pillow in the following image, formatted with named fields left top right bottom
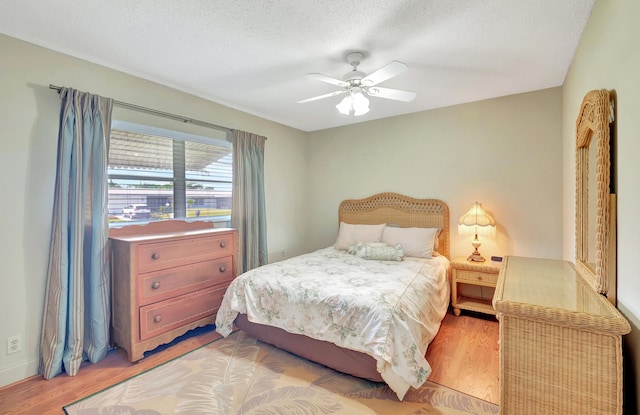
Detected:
left=381, top=227, right=439, bottom=258
left=334, top=222, right=386, bottom=251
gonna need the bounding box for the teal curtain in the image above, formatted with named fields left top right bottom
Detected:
left=231, top=130, right=267, bottom=274
left=40, top=88, right=113, bottom=379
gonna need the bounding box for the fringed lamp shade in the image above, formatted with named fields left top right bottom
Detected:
left=458, top=202, right=496, bottom=262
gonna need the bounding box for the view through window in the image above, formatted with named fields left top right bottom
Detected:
left=108, top=120, right=232, bottom=226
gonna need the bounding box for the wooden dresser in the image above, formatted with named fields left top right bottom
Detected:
left=493, top=256, right=630, bottom=415
left=109, top=220, right=236, bottom=362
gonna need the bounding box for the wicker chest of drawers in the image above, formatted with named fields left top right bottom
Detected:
left=493, top=256, right=630, bottom=415
left=109, top=220, right=236, bottom=361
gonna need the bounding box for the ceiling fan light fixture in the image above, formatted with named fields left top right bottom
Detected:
left=335, top=95, right=352, bottom=115
left=336, top=89, right=370, bottom=116
left=352, top=91, right=370, bottom=116
left=302, top=51, right=412, bottom=116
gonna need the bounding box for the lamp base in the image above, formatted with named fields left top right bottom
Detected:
left=467, top=236, right=486, bottom=262
left=467, top=251, right=486, bottom=262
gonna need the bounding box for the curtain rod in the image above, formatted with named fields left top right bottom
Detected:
left=49, top=84, right=232, bottom=134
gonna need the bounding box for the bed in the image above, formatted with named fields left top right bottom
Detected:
left=215, top=193, right=451, bottom=400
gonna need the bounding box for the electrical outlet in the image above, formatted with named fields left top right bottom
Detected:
left=7, top=335, right=22, bottom=355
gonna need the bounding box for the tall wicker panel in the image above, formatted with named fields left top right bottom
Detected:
left=493, top=256, right=630, bottom=415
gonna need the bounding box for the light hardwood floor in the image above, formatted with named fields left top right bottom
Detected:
left=0, top=310, right=499, bottom=414
left=426, top=311, right=500, bottom=404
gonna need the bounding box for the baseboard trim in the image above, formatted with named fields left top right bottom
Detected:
left=0, top=358, right=39, bottom=389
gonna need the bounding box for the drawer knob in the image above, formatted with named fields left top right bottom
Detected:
left=151, top=281, right=161, bottom=290
left=151, top=252, right=159, bottom=260
left=154, top=315, right=163, bottom=323
left=219, top=241, right=227, bottom=248
left=477, top=276, right=483, bottom=281
left=219, top=265, right=226, bottom=273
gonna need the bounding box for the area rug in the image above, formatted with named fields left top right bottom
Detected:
left=64, top=331, right=498, bottom=415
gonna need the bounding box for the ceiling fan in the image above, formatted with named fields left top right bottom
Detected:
left=298, top=51, right=417, bottom=116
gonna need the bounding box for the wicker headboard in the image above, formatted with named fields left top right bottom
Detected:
left=338, top=192, right=450, bottom=259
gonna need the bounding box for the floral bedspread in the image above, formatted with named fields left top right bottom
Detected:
left=215, top=247, right=450, bottom=400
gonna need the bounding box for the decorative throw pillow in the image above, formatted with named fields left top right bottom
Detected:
left=350, top=242, right=404, bottom=262
left=381, top=226, right=439, bottom=258
left=334, top=222, right=386, bottom=251
left=348, top=241, right=387, bottom=255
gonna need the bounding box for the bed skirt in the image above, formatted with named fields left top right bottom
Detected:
left=234, top=314, right=384, bottom=382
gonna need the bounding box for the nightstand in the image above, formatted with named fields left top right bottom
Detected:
left=451, top=256, right=501, bottom=316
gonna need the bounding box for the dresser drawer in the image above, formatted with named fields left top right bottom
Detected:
left=456, top=269, right=498, bottom=285
left=137, top=256, right=234, bottom=306
left=139, top=284, right=227, bottom=340
left=138, top=234, right=234, bottom=273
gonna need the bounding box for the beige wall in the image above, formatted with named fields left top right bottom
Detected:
left=306, top=88, right=564, bottom=261
left=562, top=0, right=640, bottom=412
left=0, top=34, right=309, bottom=387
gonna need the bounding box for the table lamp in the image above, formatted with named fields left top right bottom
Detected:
left=458, top=202, right=496, bottom=262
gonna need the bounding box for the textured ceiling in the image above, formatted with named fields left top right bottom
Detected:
left=0, top=0, right=594, bottom=132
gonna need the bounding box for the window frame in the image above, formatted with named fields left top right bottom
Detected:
left=107, top=120, right=232, bottom=227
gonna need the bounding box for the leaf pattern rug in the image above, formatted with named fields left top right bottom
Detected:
left=64, top=331, right=499, bottom=415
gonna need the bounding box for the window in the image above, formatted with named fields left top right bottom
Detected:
left=108, top=120, right=232, bottom=226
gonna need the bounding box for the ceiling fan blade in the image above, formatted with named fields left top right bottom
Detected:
left=307, top=73, right=348, bottom=87
left=297, top=90, right=346, bottom=104
left=361, top=61, right=408, bottom=86
left=366, top=87, right=417, bottom=102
